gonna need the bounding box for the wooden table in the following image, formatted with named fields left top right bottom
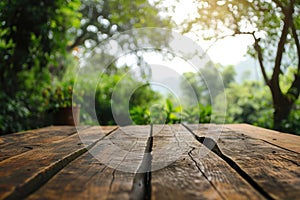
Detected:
left=0, top=124, right=299, bottom=200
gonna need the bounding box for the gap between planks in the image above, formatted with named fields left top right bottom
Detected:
left=27, top=126, right=152, bottom=200
left=184, top=124, right=300, bottom=200
left=183, top=124, right=274, bottom=200
left=2, top=124, right=299, bottom=200
left=28, top=124, right=275, bottom=200
left=0, top=126, right=117, bottom=200
left=151, top=124, right=265, bottom=200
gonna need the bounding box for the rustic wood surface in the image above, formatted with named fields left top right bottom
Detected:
left=0, top=124, right=299, bottom=200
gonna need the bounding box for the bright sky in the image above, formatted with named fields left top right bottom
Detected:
left=117, top=0, right=256, bottom=74
left=164, top=0, right=254, bottom=66
left=201, top=35, right=254, bottom=66
left=114, top=1, right=260, bottom=99
left=117, top=35, right=255, bottom=75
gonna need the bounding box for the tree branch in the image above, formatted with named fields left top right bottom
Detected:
left=271, top=5, right=293, bottom=89
left=286, top=15, right=300, bottom=101
left=251, top=33, right=270, bottom=85
left=67, top=33, right=85, bottom=52
left=181, top=17, right=200, bottom=34
left=272, top=0, right=284, bottom=9
left=230, top=30, right=270, bottom=85
left=203, top=34, right=234, bottom=54
left=201, top=29, right=271, bottom=87
left=287, top=74, right=300, bottom=101
left=291, top=18, right=300, bottom=73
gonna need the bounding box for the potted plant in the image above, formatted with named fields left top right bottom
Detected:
left=43, top=81, right=81, bottom=125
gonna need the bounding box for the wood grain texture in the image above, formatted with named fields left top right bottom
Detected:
left=1, top=124, right=299, bottom=200
left=151, top=125, right=220, bottom=200
left=187, top=124, right=300, bottom=200
left=0, top=126, right=116, bottom=200
left=224, top=124, right=300, bottom=153
left=27, top=125, right=151, bottom=200
left=151, top=125, right=264, bottom=200
left=0, top=126, right=87, bottom=162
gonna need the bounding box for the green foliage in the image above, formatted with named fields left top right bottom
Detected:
left=164, top=98, right=182, bottom=124
left=129, top=84, right=162, bottom=110
left=0, top=0, right=172, bottom=133
left=282, top=99, right=300, bottom=135
left=0, top=93, right=30, bottom=134
left=130, top=98, right=212, bottom=125
left=0, top=0, right=81, bottom=89
left=184, top=0, right=299, bottom=58
left=0, top=0, right=81, bottom=133
left=43, top=79, right=82, bottom=111
left=95, top=73, right=129, bottom=125
left=183, top=0, right=300, bottom=130
left=199, top=104, right=212, bottom=123
left=180, top=65, right=235, bottom=106
left=73, top=67, right=162, bottom=125
left=130, top=98, right=182, bottom=125
left=180, top=72, right=205, bottom=105
left=221, top=77, right=300, bottom=134
left=182, top=104, right=212, bottom=124
left=130, top=106, right=151, bottom=125
left=222, top=81, right=273, bottom=128
left=148, top=104, right=168, bottom=124
left=219, top=64, right=236, bottom=87
left=0, top=66, right=52, bottom=134
left=69, top=0, right=171, bottom=51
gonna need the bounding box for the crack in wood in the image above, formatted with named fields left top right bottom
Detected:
left=187, top=147, right=226, bottom=200
left=183, top=124, right=275, bottom=200
left=3, top=127, right=118, bottom=200
left=108, top=137, right=140, bottom=195
left=278, top=155, right=300, bottom=167
left=109, top=169, right=116, bottom=194
left=5, top=148, right=89, bottom=200
left=130, top=125, right=153, bottom=200
left=0, top=127, right=90, bottom=163
left=260, top=139, right=300, bottom=155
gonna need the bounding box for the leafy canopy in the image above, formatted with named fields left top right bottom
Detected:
left=183, top=0, right=300, bottom=130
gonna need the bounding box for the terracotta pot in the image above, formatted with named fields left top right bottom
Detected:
left=52, top=106, right=80, bottom=125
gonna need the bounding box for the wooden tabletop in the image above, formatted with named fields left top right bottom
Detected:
left=0, top=124, right=299, bottom=200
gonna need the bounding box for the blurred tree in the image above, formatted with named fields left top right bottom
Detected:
left=0, top=0, right=172, bottom=133
left=184, top=0, right=300, bottom=131
left=180, top=64, right=235, bottom=106
left=219, top=64, right=236, bottom=87
left=221, top=81, right=273, bottom=128
left=95, top=72, right=161, bottom=125
left=215, top=67, right=300, bottom=134
left=0, top=0, right=81, bottom=133
left=70, top=0, right=173, bottom=77
left=180, top=72, right=205, bottom=105
left=0, top=0, right=81, bottom=96
left=68, top=0, right=172, bottom=52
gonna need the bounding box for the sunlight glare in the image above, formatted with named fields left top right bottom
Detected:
left=166, top=0, right=255, bottom=66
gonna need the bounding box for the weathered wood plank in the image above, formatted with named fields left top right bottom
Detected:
left=0, top=126, right=116, bottom=200
left=224, top=124, right=300, bottom=153
left=151, top=125, right=221, bottom=200
left=0, top=126, right=88, bottom=162
left=1, top=124, right=299, bottom=200
left=151, top=125, right=264, bottom=200
left=26, top=126, right=151, bottom=200
left=187, top=124, right=300, bottom=200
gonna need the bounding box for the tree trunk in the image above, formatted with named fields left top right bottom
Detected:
left=273, top=103, right=292, bottom=131
left=272, top=90, right=293, bottom=131
left=270, top=73, right=300, bottom=131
